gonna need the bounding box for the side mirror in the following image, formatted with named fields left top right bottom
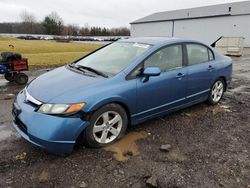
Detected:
left=142, top=67, right=161, bottom=82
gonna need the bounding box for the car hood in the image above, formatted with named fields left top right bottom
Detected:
left=27, top=66, right=107, bottom=103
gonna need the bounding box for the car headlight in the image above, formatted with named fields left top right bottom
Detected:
left=37, top=103, right=85, bottom=115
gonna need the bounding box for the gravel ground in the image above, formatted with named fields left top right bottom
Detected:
left=0, top=50, right=249, bottom=188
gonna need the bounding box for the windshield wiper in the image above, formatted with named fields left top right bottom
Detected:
left=76, top=65, right=109, bottom=78
left=66, top=64, right=96, bottom=77
left=67, top=64, right=76, bottom=69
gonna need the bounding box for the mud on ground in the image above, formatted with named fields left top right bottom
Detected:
left=0, top=50, right=249, bottom=188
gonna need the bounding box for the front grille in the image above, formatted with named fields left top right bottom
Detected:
left=15, top=117, right=27, bottom=134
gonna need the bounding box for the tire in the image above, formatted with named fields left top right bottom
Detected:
left=207, top=78, right=225, bottom=105
left=84, top=103, right=128, bottom=148
left=14, top=73, right=28, bottom=85
left=4, top=72, right=17, bottom=82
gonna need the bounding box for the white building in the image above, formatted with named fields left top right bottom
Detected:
left=130, top=1, right=250, bottom=47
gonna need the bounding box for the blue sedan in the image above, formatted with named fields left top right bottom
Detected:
left=12, top=37, right=232, bottom=154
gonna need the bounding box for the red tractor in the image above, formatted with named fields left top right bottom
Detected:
left=0, top=52, right=29, bottom=85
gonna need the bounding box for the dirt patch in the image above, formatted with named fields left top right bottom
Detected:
left=212, top=105, right=232, bottom=114
left=104, top=131, right=148, bottom=161
left=38, top=170, right=49, bottom=182
left=0, top=125, right=13, bottom=142
left=165, top=148, right=187, bottom=162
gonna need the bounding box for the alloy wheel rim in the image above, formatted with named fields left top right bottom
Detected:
left=93, top=111, right=122, bottom=144
left=211, top=81, right=224, bottom=102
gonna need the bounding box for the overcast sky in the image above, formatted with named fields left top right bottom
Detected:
left=0, top=0, right=244, bottom=27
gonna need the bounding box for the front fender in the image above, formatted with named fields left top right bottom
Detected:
left=81, top=77, right=137, bottom=116
left=84, top=96, right=131, bottom=113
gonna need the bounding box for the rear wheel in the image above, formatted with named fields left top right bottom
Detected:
left=207, top=79, right=225, bottom=105
left=15, top=73, right=28, bottom=85
left=4, top=72, right=17, bottom=82
left=84, top=103, right=128, bottom=148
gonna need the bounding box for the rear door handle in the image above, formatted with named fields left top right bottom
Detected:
left=176, top=73, right=185, bottom=79
left=207, top=65, right=215, bottom=71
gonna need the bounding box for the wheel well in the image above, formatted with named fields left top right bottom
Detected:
left=110, top=102, right=131, bottom=124
left=82, top=101, right=131, bottom=123
left=76, top=101, right=131, bottom=145
left=218, top=76, right=227, bottom=91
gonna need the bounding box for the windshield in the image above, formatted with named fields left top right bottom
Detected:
left=76, top=42, right=151, bottom=75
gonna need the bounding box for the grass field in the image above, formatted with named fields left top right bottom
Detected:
left=0, top=37, right=102, bottom=69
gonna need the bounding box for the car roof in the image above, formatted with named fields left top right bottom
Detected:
left=118, top=37, right=206, bottom=46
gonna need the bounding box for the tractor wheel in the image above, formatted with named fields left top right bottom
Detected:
left=15, top=73, right=28, bottom=85
left=4, top=72, right=17, bottom=82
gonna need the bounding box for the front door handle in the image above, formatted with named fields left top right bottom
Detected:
left=176, top=73, right=185, bottom=79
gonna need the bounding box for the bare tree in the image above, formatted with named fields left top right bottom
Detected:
left=48, top=11, right=63, bottom=24
left=20, top=10, right=36, bottom=34
left=20, top=10, right=36, bottom=23
left=63, top=24, right=80, bottom=36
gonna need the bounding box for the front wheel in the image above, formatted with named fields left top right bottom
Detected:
left=207, top=79, right=225, bottom=105
left=84, top=103, right=128, bottom=148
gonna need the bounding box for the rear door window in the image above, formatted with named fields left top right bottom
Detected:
left=186, top=44, right=210, bottom=66
left=208, top=48, right=214, bottom=61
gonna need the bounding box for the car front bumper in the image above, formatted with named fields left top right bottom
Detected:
left=12, top=90, right=89, bottom=154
